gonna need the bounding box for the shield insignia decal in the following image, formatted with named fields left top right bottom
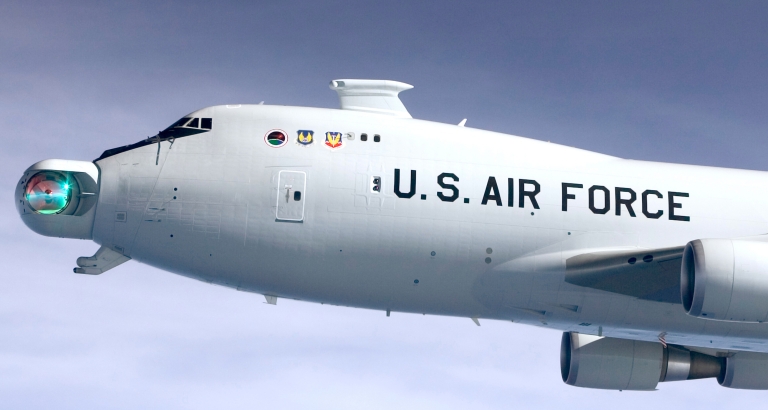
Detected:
left=297, top=130, right=314, bottom=145
left=325, top=132, right=343, bottom=149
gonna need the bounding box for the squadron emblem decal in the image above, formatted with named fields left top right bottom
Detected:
left=297, top=130, right=314, bottom=145
left=265, top=129, right=288, bottom=148
left=325, top=132, right=343, bottom=149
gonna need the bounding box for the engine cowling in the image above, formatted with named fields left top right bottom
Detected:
left=560, top=332, right=723, bottom=390
left=681, top=239, right=768, bottom=322
left=719, top=351, right=768, bottom=389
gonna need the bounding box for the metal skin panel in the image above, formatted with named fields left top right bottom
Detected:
left=682, top=239, right=768, bottom=322
left=720, top=351, right=768, bottom=389
left=16, top=100, right=768, bottom=362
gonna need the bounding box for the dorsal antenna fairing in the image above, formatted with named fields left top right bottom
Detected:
left=329, top=79, right=413, bottom=118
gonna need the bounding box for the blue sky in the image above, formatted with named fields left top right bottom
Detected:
left=2, top=1, right=768, bottom=408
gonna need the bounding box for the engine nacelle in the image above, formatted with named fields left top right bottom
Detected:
left=719, top=351, right=768, bottom=389
left=560, top=332, right=722, bottom=390
left=681, top=239, right=768, bottom=322
left=15, top=159, right=99, bottom=239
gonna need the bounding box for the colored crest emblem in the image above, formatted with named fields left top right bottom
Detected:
left=297, top=130, right=314, bottom=145
left=264, top=129, right=288, bottom=147
left=325, top=132, right=343, bottom=149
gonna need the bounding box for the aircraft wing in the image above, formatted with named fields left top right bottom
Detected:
left=564, top=246, right=684, bottom=304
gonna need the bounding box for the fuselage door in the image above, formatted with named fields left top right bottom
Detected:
left=276, top=170, right=306, bottom=222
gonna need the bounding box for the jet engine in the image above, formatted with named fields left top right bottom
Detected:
left=681, top=239, right=768, bottom=322
left=560, top=332, right=723, bottom=390
left=15, top=159, right=99, bottom=239
left=719, top=351, right=768, bottom=389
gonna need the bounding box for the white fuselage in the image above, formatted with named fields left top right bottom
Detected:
left=89, top=104, right=768, bottom=353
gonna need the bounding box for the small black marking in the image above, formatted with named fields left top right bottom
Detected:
left=643, top=255, right=654, bottom=263
left=170, top=234, right=174, bottom=238
left=414, top=279, right=419, bottom=284
left=485, top=257, right=492, bottom=264
left=430, top=251, right=436, bottom=256
left=421, top=194, right=427, bottom=200
left=464, top=198, right=469, bottom=203
left=531, top=212, right=534, bottom=215
left=628, top=257, right=637, bottom=264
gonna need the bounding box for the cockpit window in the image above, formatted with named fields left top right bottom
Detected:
left=164, top=116, right=213, bottom=132
left=166, top=117, right=212, bottom=130
left=96, top=116, right=214, bottom=161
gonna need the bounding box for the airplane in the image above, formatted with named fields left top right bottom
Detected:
left=15, top=79, right=768, bottom=391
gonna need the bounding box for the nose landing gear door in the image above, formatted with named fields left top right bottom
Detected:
left=276, top=170, right=306, bottom=222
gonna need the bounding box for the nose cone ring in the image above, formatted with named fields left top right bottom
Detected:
left=16, top=159, right=100, bottom=239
